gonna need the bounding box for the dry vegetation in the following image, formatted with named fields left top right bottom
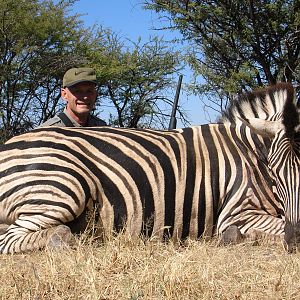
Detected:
left=1, top=233, right=300, bottom=300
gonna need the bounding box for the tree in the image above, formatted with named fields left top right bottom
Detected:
left=0, top=0, right=91, bottom=141
left=144, top=0, right=300, bottom=113
left=87, top=31, right=185, bottom=128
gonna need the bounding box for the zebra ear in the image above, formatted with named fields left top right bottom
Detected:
left=237, top=117, right=283, bottom=137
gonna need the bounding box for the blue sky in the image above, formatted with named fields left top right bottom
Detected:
left=71, top=0, right=216, bottom=127
left=72, top=1, right=176, bottom=42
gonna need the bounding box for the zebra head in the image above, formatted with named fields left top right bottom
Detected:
left=246, top=86, right=300, bottom=252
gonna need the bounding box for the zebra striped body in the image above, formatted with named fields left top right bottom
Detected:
left=0, top=82, right=298, bottom=253
left=0, top=123, right=284, bottom=253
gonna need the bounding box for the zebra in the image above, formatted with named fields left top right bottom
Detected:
left=0, top=82, right=299, bottom=253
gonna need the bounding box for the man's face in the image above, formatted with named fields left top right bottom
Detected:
left=61, top=82, right=97, bottom=116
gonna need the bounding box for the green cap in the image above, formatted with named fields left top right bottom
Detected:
left=63, top=67, right=97, bottom=87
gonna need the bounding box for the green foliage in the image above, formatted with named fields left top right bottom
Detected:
left=85, top=31, right=184, bottom=128
left=145, top=0, right=300, bottom=113
left=0, top=0, right=90, bottom=141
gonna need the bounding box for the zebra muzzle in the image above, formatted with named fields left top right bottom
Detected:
left=284, top=219, right=300, bottom=253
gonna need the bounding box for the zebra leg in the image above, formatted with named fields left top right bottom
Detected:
left=218, top=187, right=285, bottom=246
left=218, top=211, right=285, bottom=246
left=219, top=225, right=283, bottom=246
left=0, top=224, right=75, bottom=254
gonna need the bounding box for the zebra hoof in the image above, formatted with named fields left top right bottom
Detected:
left=46, top=225, right=75, bottom=250
left=219, top=225, right=243, bottom=245
left=0, top=224, right=9, bottom=235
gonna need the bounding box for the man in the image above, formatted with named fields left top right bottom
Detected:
left=40, top=67, right=107, bottom=127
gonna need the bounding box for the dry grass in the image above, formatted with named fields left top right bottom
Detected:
left=1, top=233, right=300, bottom=300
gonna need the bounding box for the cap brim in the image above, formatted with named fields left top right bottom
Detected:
left=64, top=80, right=97, bottom=87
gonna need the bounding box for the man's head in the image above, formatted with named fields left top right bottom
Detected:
left=61, top=67, right=98, bottom=125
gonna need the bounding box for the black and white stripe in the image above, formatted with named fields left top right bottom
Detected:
left=0, top=82, right=298, bottom=253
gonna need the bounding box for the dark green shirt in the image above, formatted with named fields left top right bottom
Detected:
left=39, top=108, right=107, bottom=127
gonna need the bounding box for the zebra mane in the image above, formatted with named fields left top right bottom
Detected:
left=219, top=82, right=296, bottom=123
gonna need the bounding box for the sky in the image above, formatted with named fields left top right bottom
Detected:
left=71, top=0, right=216, bottom=127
